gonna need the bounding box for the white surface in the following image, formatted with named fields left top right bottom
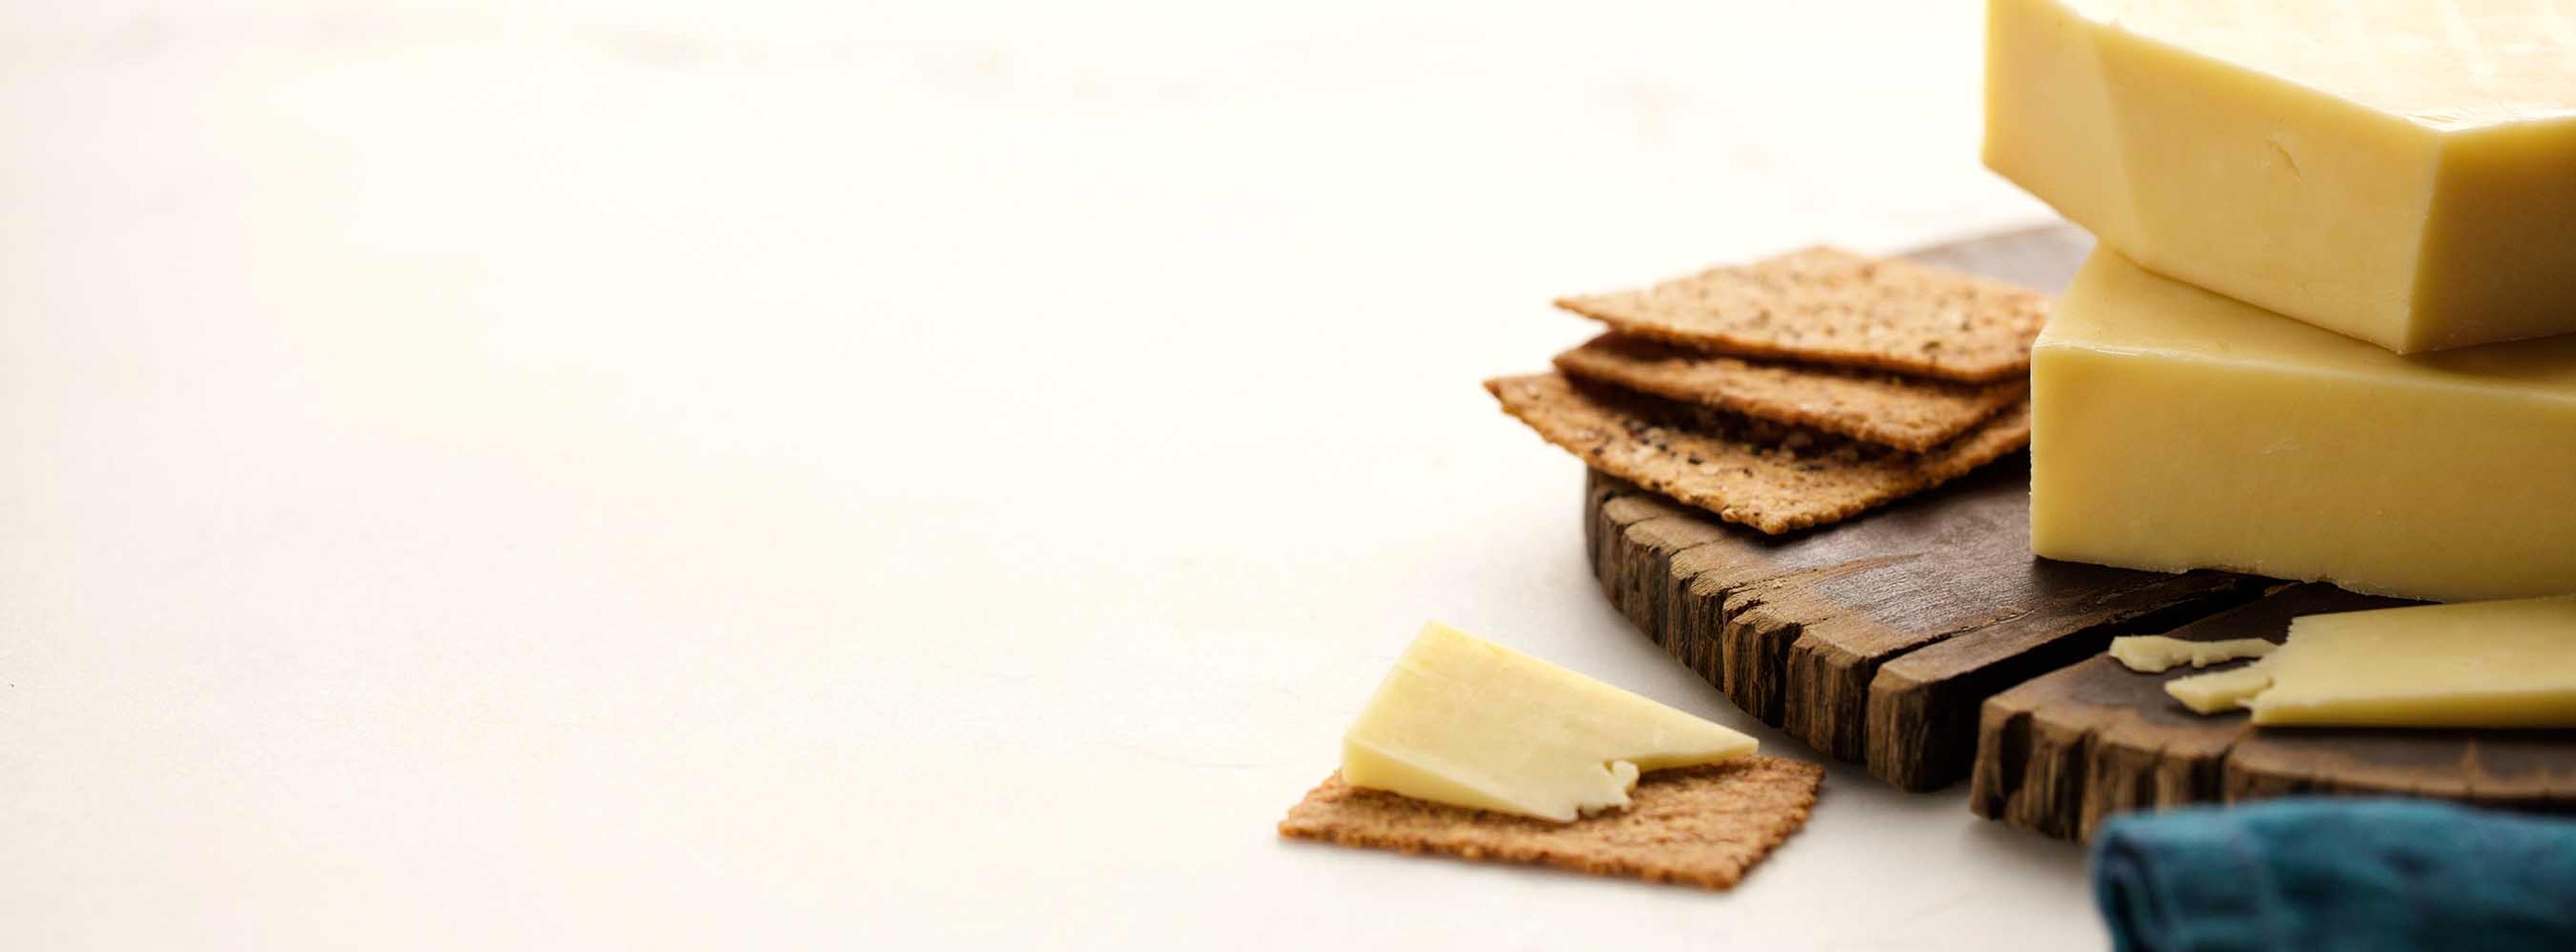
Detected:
left=0, top=2, right=2087, bottom=949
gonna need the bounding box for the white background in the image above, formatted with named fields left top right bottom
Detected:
left=0, top=2, right=2089, bottom=949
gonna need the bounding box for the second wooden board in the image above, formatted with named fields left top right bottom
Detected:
left=1968, top=584, right=2576, bottom=840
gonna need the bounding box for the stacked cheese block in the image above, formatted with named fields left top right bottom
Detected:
left=1986, top=0, right=2576, bottom=602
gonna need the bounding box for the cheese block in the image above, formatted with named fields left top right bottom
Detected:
left=1985, top=0, right=2576, bottom=353
left=1340, top=622, right=1757, bottom=823
left=2031, top=250, right=2576, bottom=603
left=2163, top=596, right=2576, bottom=727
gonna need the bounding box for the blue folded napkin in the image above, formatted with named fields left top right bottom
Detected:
left=2093, top=798, right=2576, bottom=952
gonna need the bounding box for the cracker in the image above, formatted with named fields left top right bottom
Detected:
left=1278, top=756, right=1823, bottom=890
left=1553, top=333, right=2027, bottom=452
left=1555, top=246, right=2048, bottom=383
left=1483, top=372, right=2030, bottom=534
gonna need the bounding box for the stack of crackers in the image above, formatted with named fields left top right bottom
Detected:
left=1488, top=247, right=2047, bottom=534
left=1271, top=250, right=2046, bottom=892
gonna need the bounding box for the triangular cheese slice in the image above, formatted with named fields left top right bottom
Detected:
left=1340, top=622, right=1758, bottom=823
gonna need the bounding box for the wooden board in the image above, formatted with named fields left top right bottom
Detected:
left=1580, top=223, right=2576, bottom=813
left=1576, top=219, right=2294, bottom=792
left=1585, top=470, right=2262, bottom=792
left=1969, top=584, right=2576, bottom=840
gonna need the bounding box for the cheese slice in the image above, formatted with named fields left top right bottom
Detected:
left=2031, top=250, right=2576, bottom=603
left=2108, top=635, right=2275, bottom=674
left=1340, top=622, right=1758, bottom=823
left=2166, top=666, right=2276, bottom=716
left=2163, top=596, right=2576, bottom=727
left=1986, top=0, right=2576, bottom=353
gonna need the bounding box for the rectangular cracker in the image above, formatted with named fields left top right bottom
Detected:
left=1484, top=372, right=2030, bottom=534
left=1553, top=333, right=2027, bottom=452
left=1556, top=246, right=2049, bottom=383
left=1278, top=756, right=1823, bottom=890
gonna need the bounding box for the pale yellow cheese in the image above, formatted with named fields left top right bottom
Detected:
left=2165, top=665, right=2274, bottom=715
left=1340, top=622, right=1757, bottom=823
left=2108, top=635, right=2275, bottom=674
left=2031, top=250, right=2576, bottom=603
left=2163, top=596, right=2576, bottom=727
left=1986, top=0, right=2576, bottom=352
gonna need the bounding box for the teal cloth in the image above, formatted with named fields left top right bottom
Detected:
left=2092, top=799, right=2576, bottom=952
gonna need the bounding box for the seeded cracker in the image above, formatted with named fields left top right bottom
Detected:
left=1556, top=247, right=2049, bottom=383
left=1279, top=757, right=1823, bottom=890
left=1484, top=372, right=2031, bottom=534
left=1553, top=333, right=2027, bottom=452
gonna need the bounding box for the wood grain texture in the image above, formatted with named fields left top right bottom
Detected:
left=1970, top=584, right=2576, bottom=841
left=1585, top=468, right=2261, bottom=790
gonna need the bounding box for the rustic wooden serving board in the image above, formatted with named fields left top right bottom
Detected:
left=1585, top=224, right=2270, bottom=792
left=1586, top=470, right=2261, bottom=792
left=1969, top=584, right=2576, bottom=840
left=1580, top=223, right=2576, bottom=814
